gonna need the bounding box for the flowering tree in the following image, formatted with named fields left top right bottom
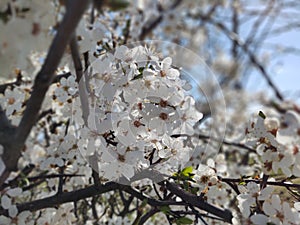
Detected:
left=0, top=0, right=300, bottom=224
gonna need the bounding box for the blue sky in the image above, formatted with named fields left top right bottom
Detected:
left=271, top=30, right=300, bottom=101
left=246, top=29, right=300, bottom=103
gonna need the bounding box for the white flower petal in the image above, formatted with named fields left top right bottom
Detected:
left=263, top=201, right=276, bottom=216
left=250, top=214, right=268, bottom=225
left=8, top=205, right=18, bottom=218
left=7, top=188, right=22, bottom=197
left=1, top=195, right=11, bottom=209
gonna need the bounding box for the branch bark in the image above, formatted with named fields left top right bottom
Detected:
left=0, top=0, right=90, bottom=186
left=69, top=34, right=90, bottom=125
left=219, top=177, right=300, bottom=189
left=166, top=181, right=233, bottom=223
left=0, top=182, right=184, bottom=217
left=0, top=72, right=23, bottom=94
left=139, top=0, right=182, bottom=40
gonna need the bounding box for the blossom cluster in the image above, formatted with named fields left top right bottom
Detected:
left=246, top=111, right=300, bottom=177
left=77, top=45, right=203, bottom=181
left=0, top=0, right=299, bottom=224
left=237, top=182, right=300, bottom=225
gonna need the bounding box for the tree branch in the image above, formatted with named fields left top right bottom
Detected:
left=171, top=133, right=256, bottom=153
left=16, top=0, right=89, bottom=150
left=0, top=72, right=23, bottom=94
left=0, top=1, right=90, bottom=184
left=0, top=105, right=16, bottom=186
left=69, top=34, right=90, bottom=125
left=0, top=182, right=118, bottom=216
left=70, top=35, right=84, bottom=82
left=0, top=182, right=185, bottom=217
left=139, top=0, right=182, bottom=40
left=211, top=20, right=284, bottom=101
left=138, top=207, right=159, bottom=225
left=166, top=181, right=233, bottom=223
left=192, top=12, right=284, bottom=101
left=219, top=177, right=300, bottom=189
left=0, top=105, right=13, bottom=130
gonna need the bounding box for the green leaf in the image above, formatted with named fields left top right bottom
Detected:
left=190, top=186, right=199, bottom=195
left=239, top=175, right=249, bottom=185
left=159, top=205, right=171, bottom=214
left=132, top=73, right=143, bottom=80
left=258, top=111, right=266, bottom=119
left=172, top=171, right=179, bottom=177
left=238, top=180, right=246, bottom=185
left=19, top=178, right=30, bottom=187
left=175, top=217, right=193, bottom=224
left=138, top=67, right=144, bottom=73
left=140, top=199, right=148, bottom=207
left=181, top=166, right=194, bottom=177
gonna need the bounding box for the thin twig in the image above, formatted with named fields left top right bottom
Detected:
left=213, top=20, right=284, bottom=101
left=171, top=133, right=256, bottom=153
left=192, top=12, right=284, bottom=101
left=219, top=177, right=300, bottom=189
left=0, top=72, right=24, bottom=94
left=139, top=0, right=182, bottom=40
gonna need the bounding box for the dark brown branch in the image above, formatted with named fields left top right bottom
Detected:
left=189, top=206, right=225, bottom=223
left=165, top=181, right=233, bottom=223
left=37, top=109, right=54, bottom=121
left=91, top=196, right=99, bottom=220
left=119, top=191, right=134, bottom=217
left=70, top=35, right=84, bottom=82
left=0, top=164, right=35, bottom=191
left=57, top=166, right=65, bottom=194
left=0, top=105, right=13, bottom=130
left=1, top=182, right=119, bottom=216
left=171, top=133, right=256, bottom=153
left=28, top=173, right=84, bottom=181
left=0, top=1, right=90, bottom=186
left=139, top=0, right=182, bottom=40
left=0, top=71, right=71, bottom=95
left=69, top=34, right=90, bottom=125
left=15, top=0, right=89, bottom=147
left=199, top=134, right=256, bottom=153
left=260, top=174, right=269, bottom=189
left=121, top=185, right=186, bottom=207
left=0, top=72, right=23, bottom=94
left=231, top=0, right=239, bottom=59
left=0, top=105, right=16, bottom=186
left=52, top=72, right=72, bottom=83
left=0, top=182, right=186, bottom=217
left=221, top=179, right=240, bottom=195
left=219, top=177, right=300, bottom=189
left=138, top=207, right=159, bottom=225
